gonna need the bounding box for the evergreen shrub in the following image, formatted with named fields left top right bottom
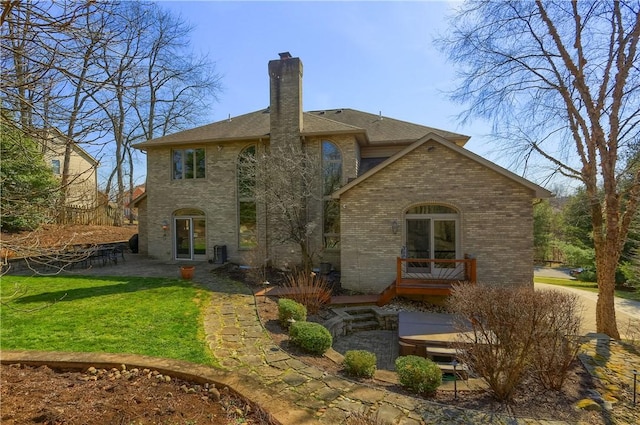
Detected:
left=278, top=298, right=307, bottom=328
left=289, top=321, right=332, bottom=354
left=343, top=350, right=377, bottom=378
left=395, top=355, right=442, bottom=394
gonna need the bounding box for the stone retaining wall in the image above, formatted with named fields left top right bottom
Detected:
left=323, top=306, right=398, bottom=339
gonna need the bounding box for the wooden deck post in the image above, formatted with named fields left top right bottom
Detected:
left=469, top=258, right=477, bottom=283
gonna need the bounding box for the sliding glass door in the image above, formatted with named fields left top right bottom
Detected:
left=173, top=210, right=206, bottom=261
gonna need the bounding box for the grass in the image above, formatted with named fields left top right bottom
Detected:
left=534, top=276, right=640, bottom=302
left=0, top=275, right=217, bottom=366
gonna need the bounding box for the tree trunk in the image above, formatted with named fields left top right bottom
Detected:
left=300, top=240, right=313, bottom=273
left=595, top=252, right=620, bottom=339
left=592, top=184, right=621, bottom=339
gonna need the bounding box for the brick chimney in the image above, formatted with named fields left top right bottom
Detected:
left=268, top=52, right=303, bottom=149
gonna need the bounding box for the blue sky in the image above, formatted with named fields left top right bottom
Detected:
left=140, top=1, right=573, bottom=193
left=157, top=1, right=496, bottom=155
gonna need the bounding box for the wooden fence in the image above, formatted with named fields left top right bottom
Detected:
left=53, top=204, right=119, bottom=226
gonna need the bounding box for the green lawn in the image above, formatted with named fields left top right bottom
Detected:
left=534, top=276, right=640, bottom=302
left=0, top=275, right=217, bottom=366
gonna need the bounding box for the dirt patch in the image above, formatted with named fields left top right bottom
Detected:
left=1, top=224, right=138, bottom=256
left=0, top=363, right=276, bottom=425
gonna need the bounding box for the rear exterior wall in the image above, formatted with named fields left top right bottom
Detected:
left=339, top=140, right=535, bottom=294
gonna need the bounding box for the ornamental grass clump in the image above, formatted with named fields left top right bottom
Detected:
left=395, top=355, right=442, bottom=395
left=277, top=298, right=307, bottom=328
left=289, top=321, right=332, bottom=355
left=343, top=350, right=377, bottom=378
left=283, top=269, right=331, bottom=314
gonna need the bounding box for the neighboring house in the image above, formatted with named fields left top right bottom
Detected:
left=41, top=130, right=99, bottom=208
left=134, top=53, right=551, bottom=294
left=124, top=184, right=145, bottom=221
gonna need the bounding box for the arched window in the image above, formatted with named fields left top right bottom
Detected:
left=238, top=145, right=257, bottom=249
left=322, top=141, right=342, bottom=249
left=405, top=204, right=459, bottom=272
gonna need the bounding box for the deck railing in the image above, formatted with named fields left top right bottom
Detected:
left=396, top=257, right=477, bottom=288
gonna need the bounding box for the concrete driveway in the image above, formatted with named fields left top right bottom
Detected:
left=534, top=268, right=640, bottom=338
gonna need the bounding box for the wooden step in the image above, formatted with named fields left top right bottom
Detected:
left=437, top=362, right=469, bottom=379
left=376, top=281, right=397, bottom=306
left=426, top=347, right=459, bottom=357
left=329, top=295, right=379, bottom=305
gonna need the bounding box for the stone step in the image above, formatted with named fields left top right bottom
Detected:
left=350, top=320, right=380, bottom=332
left=349, top=313, right=376, bottom=323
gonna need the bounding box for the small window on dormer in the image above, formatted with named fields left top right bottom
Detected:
left=51, top=159, right=60, bottom=175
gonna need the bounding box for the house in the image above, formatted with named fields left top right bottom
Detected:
left=41, top=129, right=99, bottom=208
left=124, top=184, right=145, bottom=222
left=134, top=53, right=551, bottom=295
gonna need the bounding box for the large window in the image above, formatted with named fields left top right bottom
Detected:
left=238, top=145, right=257, bottom=249
left=173, top=148, right=205, bottom=180
left=322, top=141, right=342, bottom=249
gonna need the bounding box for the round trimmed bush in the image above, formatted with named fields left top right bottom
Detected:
left=395, top=355, right=442, bottom=394
left=278, top=298, right=307, bottom=328
left=343, top=350, right=377, bottom=378
left=289, top=321, right=332, bottom=355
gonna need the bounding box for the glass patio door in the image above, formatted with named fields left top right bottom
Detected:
left=174, top=216, right=206, bottom=260
left=405, top=218, right=458, bottom=275
left=406, top=219, right=431, bottom=273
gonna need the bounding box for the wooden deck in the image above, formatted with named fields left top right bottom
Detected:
left=255, top=256, right=477, bottom=307
left=387, top=257, right=476, bottom=299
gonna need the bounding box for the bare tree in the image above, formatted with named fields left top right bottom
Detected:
left=240, top=143, right=322, bottom=271
left=93, top=1, right=220, bottom=225
left=2, top=1, right=220, bottom=227
left=1, top=0, right=114, bottom=211
left=438, top=1, right=640, bottom=338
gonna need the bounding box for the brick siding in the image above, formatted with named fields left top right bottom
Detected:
left=339, top=140, right=535, bottom=293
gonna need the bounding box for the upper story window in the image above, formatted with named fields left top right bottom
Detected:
left=51, top=159, right=60, bottom=175
left=173, top=148, right=205, bottom=180
left=322, top=140, right=342, bottom=196
left=322, top=141, right=342, bottom=249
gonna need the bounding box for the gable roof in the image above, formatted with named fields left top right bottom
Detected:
left=333, top=133, right=552, bottom=199
left=134, top=108, right=470, bottom=149
left=37, top=128, right=99, bottom=166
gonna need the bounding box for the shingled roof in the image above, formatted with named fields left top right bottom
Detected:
left=135, top=107, right=469, bottom=149
left=306, top=109, right=469, bottom=146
